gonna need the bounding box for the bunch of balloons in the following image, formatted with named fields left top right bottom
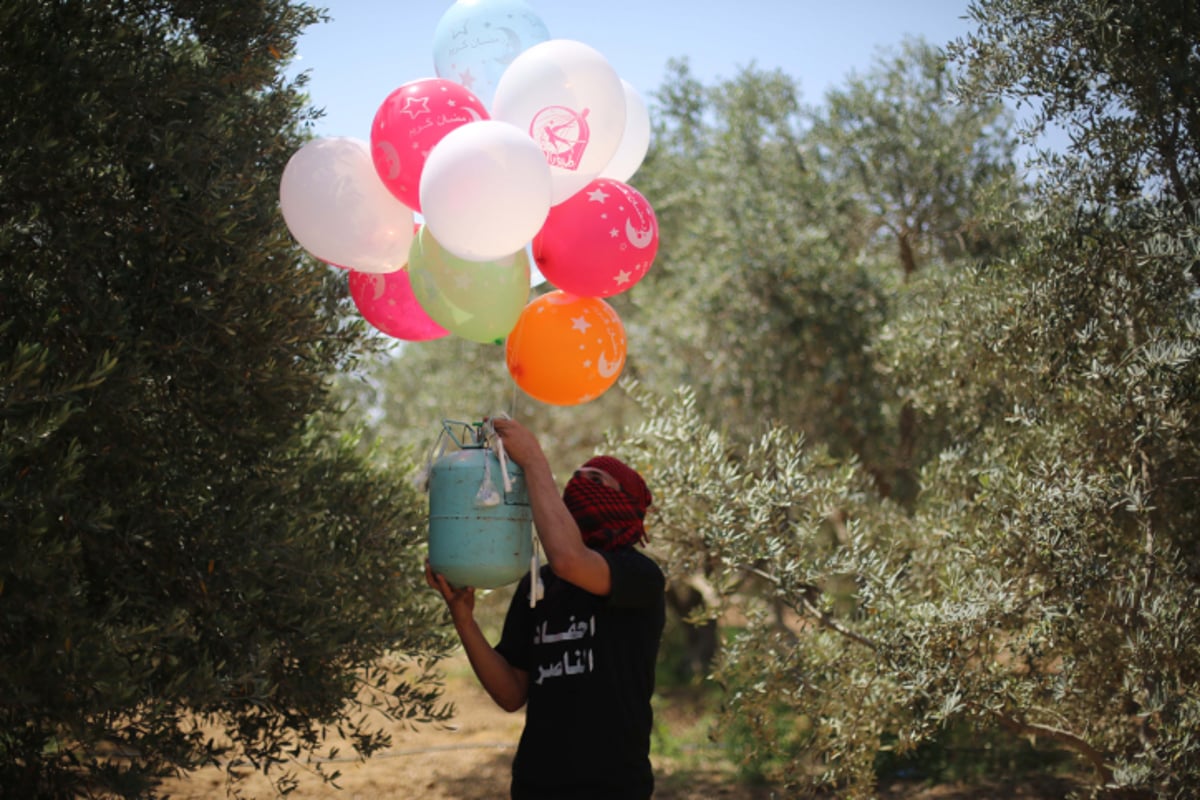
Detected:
left=279, top=0, right=658, bottom=406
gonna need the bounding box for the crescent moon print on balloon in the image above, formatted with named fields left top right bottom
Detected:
left=496, top=26, right=523, bottom=65
left=531, top=177, right=659, bottom=298
left=625, top=218, right=654, bottom=249
left=613, top=181, right=656, bottom=251
left=596, top=351, right=623, bottom=379
left=348, top=267, right=449, bottom=342
left=582, top=311, right=626, bottom=381
left=375, top=140, right=402, bottom=180
left=506, top=292, right=626, bottom=406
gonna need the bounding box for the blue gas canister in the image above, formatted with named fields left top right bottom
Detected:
left=427, top=421, right=533, bottom=589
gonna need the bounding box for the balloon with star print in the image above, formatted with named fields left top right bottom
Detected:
left=432, top=0, right=550, bottom=110
left=349, top=267, right=449, bottom=342
left=371, top=77, right=489, bottom=213
left=505, top=290, right=626, bottom=406
left=532, top=178, right=658, bottom=298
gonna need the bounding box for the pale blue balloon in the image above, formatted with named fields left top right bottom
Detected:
left=432, top=0, right=551, bottom=109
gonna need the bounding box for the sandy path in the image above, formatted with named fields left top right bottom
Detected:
left=157, top=652, right=1077, bottom=799
left=160, top=657, right=520, bottom=799
left=157, top=652, right=763, bottom=800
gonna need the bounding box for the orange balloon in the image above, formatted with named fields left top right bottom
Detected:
left=505, top=291, right=626, bottom=406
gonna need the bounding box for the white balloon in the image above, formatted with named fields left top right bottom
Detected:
left=599, top=80, right=651, bottom=183
left=419, top=120, right=552, bottom=262
left=492, top=39, right=626, bottom=205
left=279, top=137, right=413, bottom=273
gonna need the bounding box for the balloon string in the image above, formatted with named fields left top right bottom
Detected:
left=419, top=427, right=449, bottom=493
left=481, top=415, right=513, bottom=494
left=493, top=429, right=512, bottom=494
left=486, top=393, right=539, bottom=608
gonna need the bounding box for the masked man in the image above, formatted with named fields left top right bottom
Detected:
left=426, top=417, right=665, bottom=800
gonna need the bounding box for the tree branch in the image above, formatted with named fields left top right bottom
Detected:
left=969, top=701, right=1113, bottom=784
left=744, top=566, right=880, bottom=651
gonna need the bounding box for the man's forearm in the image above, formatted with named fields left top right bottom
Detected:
left=522, top=456, right=612, bottom=595
left=453, top=613, right=528, bottom=712
left=522, top=455, right=582, bottom=562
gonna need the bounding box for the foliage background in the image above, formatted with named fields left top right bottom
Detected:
left=3, top=0, right=1198, bottom=798
left=1, top=3, right=451, bottom=797
left=365, top=2, right=1200, bottom=798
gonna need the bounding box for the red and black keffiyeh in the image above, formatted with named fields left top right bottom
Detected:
left=562, top=455, right=653, bottom=552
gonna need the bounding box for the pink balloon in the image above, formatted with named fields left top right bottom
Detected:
left=371, top=78, right=489, bottom=212
left=532, top=178, right=659, bottom=297
left=349, top=268, right=449, bottom=341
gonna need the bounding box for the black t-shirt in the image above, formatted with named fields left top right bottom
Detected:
left=495, top=548, right=666, bottom=800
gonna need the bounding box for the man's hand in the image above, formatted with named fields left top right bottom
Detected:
left=489, top=417, right=613, bottom=596
left=425, top=560, right=475, bottom=624
left=424, top=560, right=531, bottom=712
left=490, top=417, right=546, bottom=469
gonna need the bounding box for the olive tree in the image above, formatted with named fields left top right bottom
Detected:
left=0, top=3, right=451, bottom=797
left=612, top=1, right=1199, bottom=797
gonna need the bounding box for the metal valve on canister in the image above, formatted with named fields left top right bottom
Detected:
left=427, top=420, right=533, bottom=589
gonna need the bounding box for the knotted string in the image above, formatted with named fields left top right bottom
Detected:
left=482, top=412, right=542, bottom=607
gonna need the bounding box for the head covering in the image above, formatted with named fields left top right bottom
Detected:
left=582, top=456, right=652, bottom=511
left=562, top=455, right=652, bottom=551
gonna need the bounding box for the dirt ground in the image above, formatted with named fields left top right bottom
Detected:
left=159, top=653, right=760, bottom=800
left=158, top=652, right=1080, bottom=800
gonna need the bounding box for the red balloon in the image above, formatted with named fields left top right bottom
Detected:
left=371, top=78, right=489, bottom=213
left=532, top=178, right=658, bottom=297
left=349, top=268, right=449, bottom=342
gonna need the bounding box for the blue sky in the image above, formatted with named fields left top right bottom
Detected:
left=292, top=1, right=977, bottom=140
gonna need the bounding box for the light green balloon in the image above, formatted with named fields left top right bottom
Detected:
left=408, top=226, right=531, bottom=345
